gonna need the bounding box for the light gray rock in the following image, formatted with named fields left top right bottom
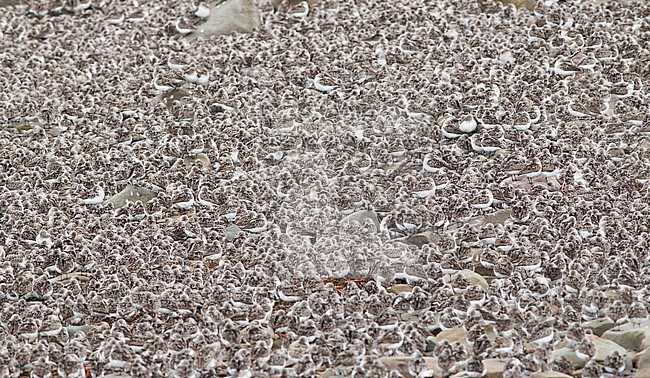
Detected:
left=592, top=336, right=631, bottom=365
left=106, top=185, right=156, bottom=208
left=225, top=225, right=242, bottom=241
left=66, top=325, right=91, bottom=336
left=602, top=319, right=650, bottom=352
left=320, top=368, right=345, bottom=378
left=436, top=326, right=468, bottom=345
left=388, top=284, right=413, bottom=294
left=391, top=232, right=431, bottom=247
left=183, top=153, right=211, bottom=169
left=340, top=210, right=380, bottom=231
left=190, top=0, right=261, bottom=38
left=552, top=335, right=631, bottom=369
left=466, top=208, right=514, bottom=227
left=483, top=359, right=507, bottom=378
left=582, top=318, right=617, bottom=336
left=529, top=372, right=573, bottom=378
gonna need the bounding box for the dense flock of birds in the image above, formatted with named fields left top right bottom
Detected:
left=1, top=0, right=650, bottom=376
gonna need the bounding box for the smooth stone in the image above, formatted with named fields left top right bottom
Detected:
left=183, top=152, right=211, bottom=168
left=339, top=210, right=380, bottom=231
left=466, top=208, right=513, bottom=227
left=635, top=348, right=650, bottom=378
left=404, top=229, right=452, bottom=245
left=452, top=269, right=489, bottom=290
left=551, top=335, right=631, bottom=369
left=392, top=233, right=431, bottom=247
left=437, top=326, right=468, bottom=345
left=450, top=364, right=505, bottom=378
left=484, top=359, right=507, bottom=378
left=225, top=225, right=242, bottom=241
left=379, top=356, right=443, bottom=378
left=388, top=284, right=413, bottom=294
left=48, top=272, right=92, bottom=284
left=66, top=325, right=91, bottom=336
left=589, top=334, right=631, bottom=365
left=106, top=185, right=156, bottom=208
left=401, top=313, right=421, bottom=322
left=190, top=0, right=261, bottom=38
left=530, top=372, right=573, bottom=378
left=582, top=318, right=617, bottom=336
left=602, top=319, right=650, bottom=352
left=320, top=368, right=343, bottom=378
